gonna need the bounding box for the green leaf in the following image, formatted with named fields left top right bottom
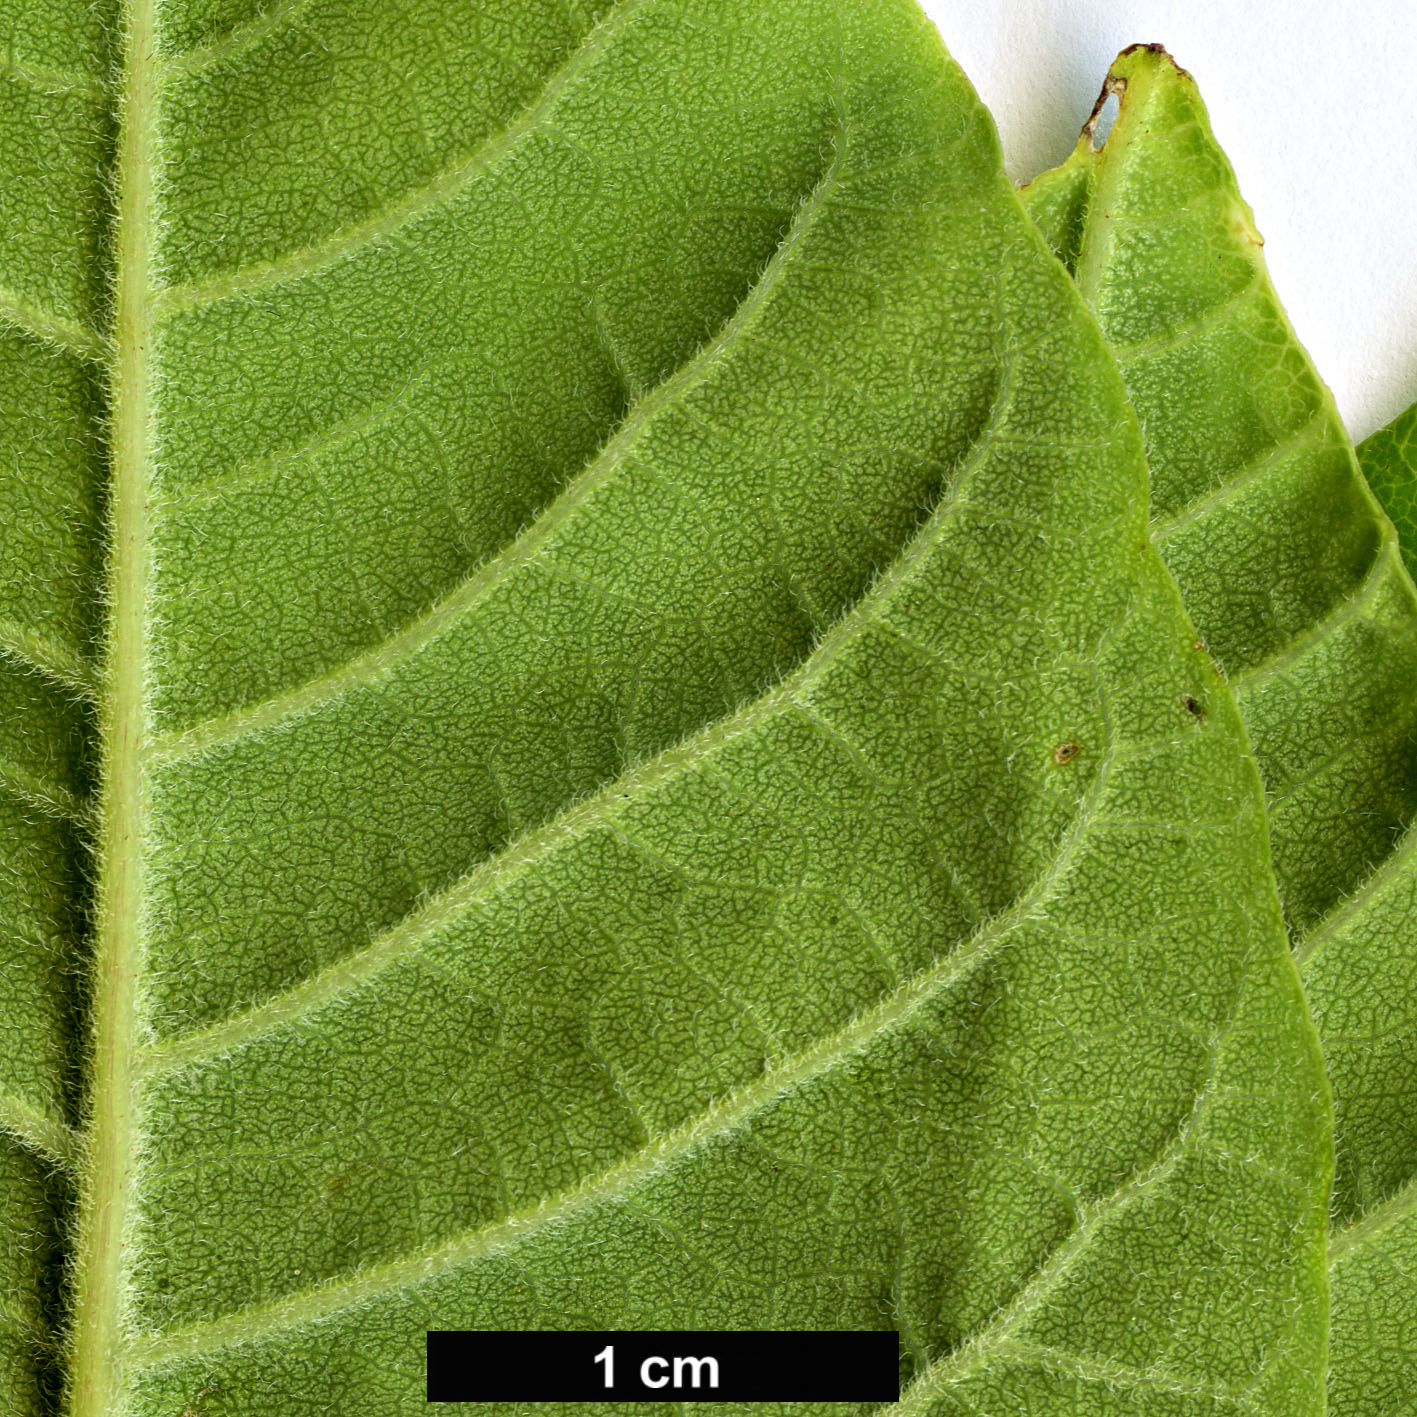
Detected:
left=1022, top=45, right=1417, bottom=1414
left=1359, top=401, right=1417, bottom=584
left=1315, top=405, right=1417, bottom=1410
left=2, top=5, right=1328, bottom=1414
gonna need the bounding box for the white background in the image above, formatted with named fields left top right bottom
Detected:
left=919, top=1, right=1417, bottom=440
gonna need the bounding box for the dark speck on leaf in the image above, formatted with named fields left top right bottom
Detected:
left=1053, top=741, right=1081, bottom=765
left=1183, top=695, right=1206, bottom=720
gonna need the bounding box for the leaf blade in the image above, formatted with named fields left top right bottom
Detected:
left=1022, top=45, right=1417, bottom=1414
left=122, top=5, right=1327, bottom=1408
left=0, top=0, right=114, bottom=1407
left=0, top=7, right=1333, bottom=1415
left=1358, top=399, right=1417, bottom=584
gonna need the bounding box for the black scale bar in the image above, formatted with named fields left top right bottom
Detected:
left=427, top=1329, right=901, bottom=1403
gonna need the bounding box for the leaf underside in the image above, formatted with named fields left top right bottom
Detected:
left=1360, top=401, right=1417, bottom=586
left=1022, top=46, right=1417, bottom=1416
left=2, top=6, right=1329, bottom=1417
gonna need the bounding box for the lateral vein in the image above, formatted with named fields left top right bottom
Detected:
left=161, top=0, right=319, bottom=77
left=153, top=0, right=640, bottom=314
left=0, top=1091, right=80, bottom=1169
left=0, top=52, right=107, bottom=100
left=1111, top=275, right=1262, bottom=364
left=974, top=1340, right=1251, bottom=1406
left=1229, top=532, right=1411, bottom=697
left=0, top=284, right=111, bottom=360
left=0, top=755, right=89, bottom=822
left=1150, top=413, right=1329, bottom=543
left=149, top=140, right=842, bottom=764
left=882, top=999, right=1235, bottom=1412
left=0, top=616, right=97, bottom=698
left=131, top=694, right=1120, bottom=1368
left=1329, top=1170, right=1417, bottom=1267
left=144, top=338, right=1011, bottom=1078
left=1294, top=818, right=1417, bottom=971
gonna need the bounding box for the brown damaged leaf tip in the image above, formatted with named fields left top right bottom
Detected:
left=1082, top=76, right=1127, bottom=151
left=1082, top=43, right=1193, bottom=151
left=1116, top=41, right=1191, bottom=78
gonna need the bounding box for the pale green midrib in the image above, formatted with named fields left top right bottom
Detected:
left=0, top=754, right=89, bottom=822
left=1294, top=815, right=1417, bottom=972
left=162, top=0, right=316, bottom=76
left=1133, top=179, right=1417, bottom=699
left=1150, top=411, right=1328, bottom=543
left=0, top=52, right=107, bottom=100
left=1328, top=1170, right=1417, bottom=1267
left=1190, top=57, right=1417, bottom=1305
left=142, top=350, right=1012, bottom=1078
left=0, top=1090, right=80, bottom=1167
left=64, top=0, right=157, bottom=1411
left=0, top=284, right=111, bottom=360
left=883, top=977, right=1237, bottom=1413
left=152, top=0, right=642, bottom=314
left=1091, top=178, right=1229, bottom=232
left=1061, top=54, right=1404, bottom=668
left=130, top=683, right=1125, bottom=1368
left=147, top=137, right=843, bottom=765
left=1067, top=107, right=1122, bottom=308
left=1227, top=531, right=1408, bottom=698
left=0, top=619, right=98, bottom=698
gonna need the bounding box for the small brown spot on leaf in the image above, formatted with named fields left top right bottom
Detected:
left=181, top=1382, right=220, bottom=1417
left=1183, top=695, right=1206, bottom=720
left=1053, top=741, right=1081, bottom=765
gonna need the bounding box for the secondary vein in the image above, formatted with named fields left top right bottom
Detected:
left=1329, top=1170, right=1417, bottom=1267
left=0, top=1091, right=80, bottom=1169
left=143, top=337, right=1006, bottom=1080
left=882, top=1002, right=1234, bottom=1411
left=152, top=0, right=640, bottom=314
left=0, top=283, right=111, bottom=361
left=130, top=696, right=1119, bottom=1367
left=0, top=614, right=98, bottom=698
left=161, top=0, right=318, bottom=77
left=148, top=140, right=843, bottom=765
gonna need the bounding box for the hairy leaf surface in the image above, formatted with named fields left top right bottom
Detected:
left=1360, top=401, right=1417, bottom=584
left=0, top=6, right=1329, bottom=1415
left=1023, top=47, right=1417, bottom=1415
